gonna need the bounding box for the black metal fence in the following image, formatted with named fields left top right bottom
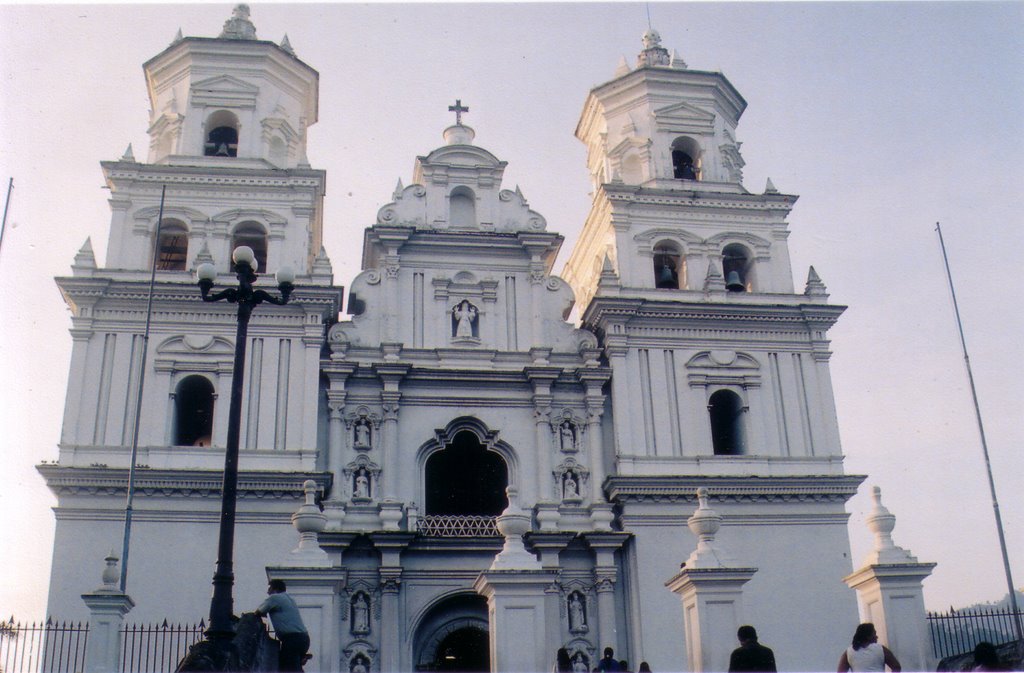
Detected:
left=0, top=618, right=204, bottom=673
left=0, top=618, right=89, bottom=673
left=928, top=607, right=1024, bottom=659
left=121, top=620, right=205, bottom=673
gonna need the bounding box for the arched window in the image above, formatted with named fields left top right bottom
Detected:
left=671, top=137, right=702, bottom=180
left=155, top=219, right=188, bottom=271
left=425, top=431, right=508, bottom=516
left=232, top=222, right=268, bottom=271
left=449, top=186, right=476, bottom=229
left=204, top=110, right=240, bottom=157
left=653, top=241, right=684, bottom=289
left=709, top=389, right=746, bottom=456
left=722, top=243, right=753, bottom=292
left=174, top=375, right=214, bottom=446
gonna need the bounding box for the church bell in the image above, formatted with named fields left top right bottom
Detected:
left=656, top=264, right=677, bottom=288
left=726, top=270, right=746, bottom=292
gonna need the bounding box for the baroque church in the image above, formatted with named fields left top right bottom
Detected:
left=42, top=6, right=903, bottom=672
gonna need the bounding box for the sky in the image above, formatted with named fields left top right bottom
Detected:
left=0, top=2, right=1022, bottom=621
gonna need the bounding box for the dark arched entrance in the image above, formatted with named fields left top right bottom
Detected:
left=433, top=626, right=488, bottom=672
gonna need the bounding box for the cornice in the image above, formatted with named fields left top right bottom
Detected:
left=37, top=465, right=331, bottom=499
left=606, top=474, right=865, bottom=504
left=583, top=298, right=846, bottom=333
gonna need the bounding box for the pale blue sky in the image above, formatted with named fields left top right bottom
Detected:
left=1, top=2, right=1021, bottom=621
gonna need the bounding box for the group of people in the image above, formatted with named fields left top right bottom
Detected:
left=728, top=622, right=899, bottom=672
left=555, top=646, right=652, bottom=673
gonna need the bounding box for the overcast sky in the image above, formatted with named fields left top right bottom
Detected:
left=1, top=2, right=1021, bottom=621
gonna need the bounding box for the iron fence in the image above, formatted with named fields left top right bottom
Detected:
left=120, top=620, right=205, bottom=673
left=928, top=607, right=1024, bottom=659
left=0, top=618, right=89, bottom=673
left=0, top=618, right=205, bottom=673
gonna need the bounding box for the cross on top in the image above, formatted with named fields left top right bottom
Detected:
left=448, top=99, right=470, bottom=126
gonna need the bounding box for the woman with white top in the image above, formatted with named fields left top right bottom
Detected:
left=837, top=623, right=902, bottom=672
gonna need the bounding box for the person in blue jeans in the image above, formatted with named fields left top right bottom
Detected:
left=256, top=579, right=310, bottom=672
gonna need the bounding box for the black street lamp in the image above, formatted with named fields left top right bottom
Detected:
left=190, top=245, right=294, bottom=665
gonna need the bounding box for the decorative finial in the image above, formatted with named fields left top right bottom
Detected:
left=191, top=240, right=214, bottom=271
left=220, top=4, right=257, bottom=40
left=614, top=55, right=632, bottom=77
left=804, top=266, right=828, bottom=298
left=289, top=480, right=330, bottom=566
left=172, top=28, right=183, bottom=45
left=764, top=177, right=779, bottom=194
left=490, top=486, right=541, bottom=570
left=73, top=238, right=97, bottom=276
left=863, top=486, right=918, bottom=565
left=280, top=34, right=295, bottom=55
left=683, top=488, right=732, bottom=568
left=121, top=144, right=136, bottom=162
left=448, top=99, right=470, bottom=126
left=99, top=550, right=120, bottom=592
left=638, top=28, right=671, bottom=67
left=704, top=262, right=726, bottom=293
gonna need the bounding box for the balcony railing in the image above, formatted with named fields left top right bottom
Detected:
left=417, top=514, right=500, bottom=537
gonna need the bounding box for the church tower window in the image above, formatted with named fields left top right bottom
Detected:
left=155, top=219, right=188, bottom=271
left=174, top=375, right=214, bottom=446
left=671, top=137, right=702, bottom=181
left=204, top=110, right=240, bottom=157
left=653, top=241, right=684, bottom=289
left=722, top=243, right=753, bottom=292
left=708, top=389, right=746, bottom=456
left=449, top=186, right=476, bottom=228
left=425, top=430, right=508, bottom=516
left=231, top=222, right=268, bottom=271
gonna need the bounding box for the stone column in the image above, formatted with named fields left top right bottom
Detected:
left=665, top=489, right=757, bottom=673
left=474, top=487, right=558, bottom=673
left=81, top=553, right=135, bottom=673
left=844, top=486, right=936, bottom=672
left=371, top=534, right=413, bottom=673
left=585, top=534, right=627, bottom=656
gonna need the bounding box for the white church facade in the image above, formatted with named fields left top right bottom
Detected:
left=41, top=8, right=936, bottom=673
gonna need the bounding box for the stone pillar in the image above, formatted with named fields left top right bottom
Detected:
left=265, top=568, right=347, bottom=673
left=81, top=553, right=135, bottom=673
left=474, top=487, right=557, bottom=673
left=585, top=534, right=628, bottom=657
left=665, top=489, right=757, bottom=673
left=371, top=534, right=414, bottom=673
left=844, top=486, right=936, bottom=672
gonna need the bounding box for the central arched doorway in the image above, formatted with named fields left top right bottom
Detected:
left=413, top=594, right=489, bottom=672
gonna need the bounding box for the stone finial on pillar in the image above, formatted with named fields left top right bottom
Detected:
left=684, top=487, right=732, bottom=569
left=82, top=553, right=135, bottom=673
left=845, top=486, right=937, bottom=672
left=289, top=480, right=330, bottom=567
left=491, top=486, right=541, bottom=570
left=666, top=489, right=757, bottom=673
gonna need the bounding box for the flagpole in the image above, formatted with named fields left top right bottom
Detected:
left=936, top=222, right=1023, bottom=641
left=119, top=185, right=167, bottom=592
left=0, top=178, right=14, bottom=262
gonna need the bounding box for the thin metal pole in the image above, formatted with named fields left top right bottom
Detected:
left=936, top=222, right=1023, bottom=642
left=119, top=185, right=167, bottom=592
left=0, top=177, right=13, bottom=261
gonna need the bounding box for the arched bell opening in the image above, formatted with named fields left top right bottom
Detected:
left=155, top=219, right=189, bottom=271
left=708, top=389, right=747, bottom=456
left=231, top=221, right=269, bottom=272
left=174, top=375, right=215, bottom=446
left=671, top=136, right=702, bottom=181
left=722, top=243, right=754, bottom=293
left=204, top=110, right=240, bottom=157
left=653, top=241, right=684, bottom=289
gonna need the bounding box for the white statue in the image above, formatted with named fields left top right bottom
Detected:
left=568, top=592, right=586, bottom=630
left=560, top=422, right=575, bottom=450
left=352, top=593, right=370, bottom=633
left=354, top=419, right=370, bottom=447
left=572, top=653, right=588, bottom=673
left=452, top=300, right=477, bottom=338
left=563, top=473, right=579, bottom=499
left=351, top=656, right=368, bottom=673
left=354, top=471, right=370, bottom=499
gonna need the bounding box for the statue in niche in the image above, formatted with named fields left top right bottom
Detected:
left=572, top=653, right=589, bottom=673
left=452, top=300, right=477, bottom=338
left=350, top=654, right=369, bottom=673
left=560, top=421, right=576, bottom=451
left=351, top=593, right=370, bottom=634
left=353, top=469, right=370, bottom=500
left=563, top=472, right=580, bottom=500
left=354, top=418, right=371, bottom=447
left=568, top=592, right=587, bottom=631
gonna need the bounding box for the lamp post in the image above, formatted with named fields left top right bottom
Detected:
left=195, top=246, right=294, bottom=658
